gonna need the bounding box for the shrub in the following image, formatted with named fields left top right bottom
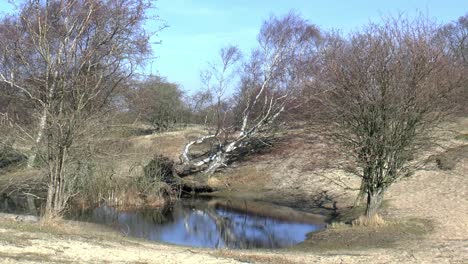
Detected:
left=143, top=154, right=176, bottom=184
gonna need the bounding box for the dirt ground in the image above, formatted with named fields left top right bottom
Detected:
left=0, top=119, right=467, bottom=263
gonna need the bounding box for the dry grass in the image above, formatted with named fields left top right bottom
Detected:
left=430, top=144, right=468, bottom=170
left=127, top=125, right=206, bottom=160
left=352, top=214, right=386, bottom=227
left=217, top=165, right=271, bottom=191
left=327, top=214, right=387, bottom=229
left=0, top=216, right=128, bottom=243
left=70, top=125, right=208, bottom=208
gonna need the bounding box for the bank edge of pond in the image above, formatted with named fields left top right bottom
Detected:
left=0, top=215, right=245, bottom=264
left=209, top=216, right=434, bottom=264
left=209, top=217, right=433, bottom=263
left=200, top=193, right=434, bottom=255
left=0, top=201, right=435, bottom=264
left=0, top=187, right=435, bottom=257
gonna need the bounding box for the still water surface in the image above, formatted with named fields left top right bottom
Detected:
left=73, top=199, right=326, bottom=249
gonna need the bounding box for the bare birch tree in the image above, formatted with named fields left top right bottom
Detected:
left=0, top=0, right=153, bottom=217
left=178, top=13, right=320, bottom=175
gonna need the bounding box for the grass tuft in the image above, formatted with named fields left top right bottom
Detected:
left=352, top=214, right=386, bottom=227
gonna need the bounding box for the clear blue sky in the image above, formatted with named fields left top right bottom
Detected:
left=1, top=0, right=466, bottom=94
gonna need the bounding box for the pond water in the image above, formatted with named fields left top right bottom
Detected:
left=71, top=198, right=326, bottom=249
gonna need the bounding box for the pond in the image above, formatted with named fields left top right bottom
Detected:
left=71, top=198, right=327, bottom=249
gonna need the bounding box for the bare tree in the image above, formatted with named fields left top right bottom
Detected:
left=318, top=17, right=464, bottom=217
left=185, top=89, right=216, bottom=125
left=178, top=13, right=320, bottom=175
left=199, top=45, right=242, bottom=133
left=438, top=14, right=468, bottom=114
left=439, top=13, right=468, bottom=65
left=0, top=0, right=153, bottom=217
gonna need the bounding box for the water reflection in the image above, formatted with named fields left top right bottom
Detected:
left=74, top=199, right=325, bottom=249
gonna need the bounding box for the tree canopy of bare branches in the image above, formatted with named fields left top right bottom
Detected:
left=0, top=0, right=153, bottom=217
left=318, top=17, right=465, bottom=217
left=126, top=76, right=187, bottom=131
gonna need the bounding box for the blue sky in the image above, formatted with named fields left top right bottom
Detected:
left=1, top=0, right=466, bottom=93
left=152, top=0, right=466, bottom=93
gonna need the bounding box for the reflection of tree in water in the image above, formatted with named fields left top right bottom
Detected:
left=87, top=204, right=175, bottom=237
left=139, top=205, right=174, bottom=224
left=73, top=199, right=321, bottom=249
left=188, top=202, right=294, bottom=249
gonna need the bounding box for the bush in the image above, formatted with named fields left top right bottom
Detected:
left=143, top=154, right=176, bottom=184
left=71, top=155, right=175, bottom=210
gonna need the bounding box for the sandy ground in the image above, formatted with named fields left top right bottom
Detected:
left=0, top=227, right=242, bottom=263
left=0, top=119, right=467, bottom=263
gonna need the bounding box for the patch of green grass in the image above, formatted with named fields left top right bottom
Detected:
left=455, top=133, right=468, bottom=141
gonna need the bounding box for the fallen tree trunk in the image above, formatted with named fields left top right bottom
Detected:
left=177, top=14, right=317, bottom=176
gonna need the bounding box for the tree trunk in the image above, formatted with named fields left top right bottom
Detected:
left=204, top=152, right=226, bottom=175
left=45, top=183, right=55, bottom=218
left=353, top=180, right=366, bottom=207
left=27, top=107, right=47, bottom=168
left=44, top=146, right=68, bottom=219
left=365, top=189, right=384, bottom=218
left=44, top=174, right=66, bottom=218
left=26, top=195, right=37, bottom=215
